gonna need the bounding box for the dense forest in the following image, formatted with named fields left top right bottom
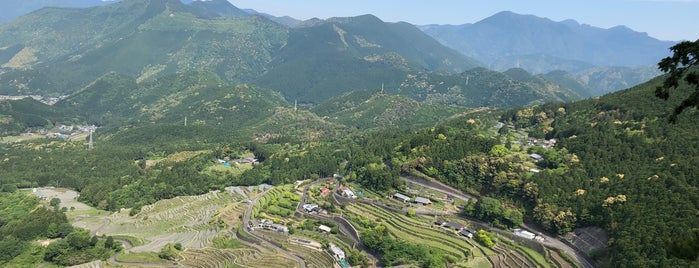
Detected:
left=1, top=62, right=698, bottom=267
left=0, top=192, right=122, bottom=266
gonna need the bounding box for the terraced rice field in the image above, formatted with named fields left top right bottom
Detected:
left=491, top=243, right=541, bottom=268
left=548, top=249, right=575, bottom=268
left=286, top=244, right=335, bottom=268
left=346, top=203, right=479, bottom=260
left=346, top=202, right=561, bottom=268
left=179, top=247, right=263, bottom=267
left=69, top=187, right=259, bottom=255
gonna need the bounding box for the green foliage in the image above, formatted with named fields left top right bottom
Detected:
left=475, top=230, right=495, bottom=249
left=360, top=225, right=451, bottom=267
left=158, top=242, right=180, bottom=261
left=0, top=236, right=27, bottom=263
left=489, top=144, right=510, bottom=157
left=43, top=227, right=115, bottom=266
left=656, top=40, right=699, bottom=122
left=312, top=91, right=468, bottom=129
left=0, top=98, right=71, bottom=135
left=507, top=74, right=699, bottom=266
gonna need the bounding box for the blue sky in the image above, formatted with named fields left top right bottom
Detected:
left=227, top=0, right=698, bottom=41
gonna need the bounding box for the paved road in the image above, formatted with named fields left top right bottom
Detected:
left=297, top=179, right=381, bottom=266
left=400, top=176, right=594, bottom=268
left=242, top=187, right=307, bottom=268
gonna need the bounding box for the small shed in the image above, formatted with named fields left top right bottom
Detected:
left=529, top=153, right=544, bottom=162
left=303, top=204, right=320, bottom=213
left=444, top=222, right=463, bottom=231
left=414, top=196, right=432, bottom=205
left=320, top=187, right=331, bottom=197
left=318, top=225, right=332, bottom=233
left=459, top=229, right=473, bottom=238
left=343, top=189, right=356, bottom=199
left=328, top=243, right=345, bottom=259
left=513, top=228, right=536, bottom=240
left=393, top=193, right=411, bottom=202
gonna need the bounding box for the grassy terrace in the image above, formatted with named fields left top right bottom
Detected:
left=346, top=202, right=493, bottom=261
left=179, top=247, right=264, bottom=268
left=286, top=244, right=335, bottom=268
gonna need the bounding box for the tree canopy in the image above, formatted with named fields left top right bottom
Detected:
left=656, top=39, right=699, bottom=122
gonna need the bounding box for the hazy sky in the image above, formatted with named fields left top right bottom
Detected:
left=227, top=0, right=698, bottom=41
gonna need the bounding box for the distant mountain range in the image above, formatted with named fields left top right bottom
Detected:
left=0, top=0, right=678, bottom=104
left=1, top=0, right=575, bottom=108
left=0, top=0, right=116, bottom=24
left=420, top=11, right=676, bottom=71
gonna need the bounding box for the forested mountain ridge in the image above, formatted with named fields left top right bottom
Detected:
left=0, top=0, right=114, bottom=24
left=421, top=11, right=676, bottom=71
left=253, top=13, right=483, bottom=103
left=0, top=0, right=583, bottom=107
left=420, top=11, right=671, bottom=95
left=0, top=1, right=481, bottom=101
left=498, top=74, right=699, bottom=267
left=0, top=0, right=289, bottom=96
left=55, top=71, right=289, bottom=128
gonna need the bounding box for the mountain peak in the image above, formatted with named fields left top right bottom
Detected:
left=187, top=0, right=249, bottom=17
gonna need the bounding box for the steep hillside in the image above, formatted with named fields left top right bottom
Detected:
left=186, top=0, right=250, bottom=18
left=0, top=0, right=113, bottom=24
left=501, top=75, right=699, bottom=267
left=256, top=14, right=482, bottom=103
left=56, top=71, right=289, bottom=129
left=312, top=90, right=469, bottom=129
left=0, top=98, right=71, bottom=135
left=573, top=65, right=662, bottom=96
left=0, top=0, right=288, bottom=95
left=394, top=68, right=581, bottom=108
left=422, top=11, right=675, bottom=70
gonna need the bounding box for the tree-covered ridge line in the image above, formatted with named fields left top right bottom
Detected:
left=0, top=191, right=122, bottom=266
left=499, top=72, right=699, bottom=267
left=0, top=0, right=591, bottom=107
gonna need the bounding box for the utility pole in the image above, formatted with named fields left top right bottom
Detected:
left=88, top=129, right=93, bottom=150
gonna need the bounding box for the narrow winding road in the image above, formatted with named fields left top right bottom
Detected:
left=400, top=176, right=594, bottom=268
left=242, top=187, right=307, bottom=268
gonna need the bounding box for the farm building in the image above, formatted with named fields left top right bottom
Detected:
left=342, top=189, right=356, bottom=199
left=459, top=229, right=473, bottom=239
left=414, top=196, right=432, bottom=205
left=337, top=186, right=356, bottom=198
left=318, top=225, right=332, bottom=233
left=259, top=221, right=289, bottom=233
left=529, top=153, right=544, bottom=162
left=393, top=193, right=411, bottom=202
left=328, top=243, right=346, bottom=260
left=443, top=222, right=463, bottom=231
left=513, top=229, right=536, bottom=240
left=303, top=204, right=320, bottom=213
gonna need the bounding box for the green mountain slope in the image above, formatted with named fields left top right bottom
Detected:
left=421, top=11, right=675, bottom=70
left=312, top=90, right=469, bottom=129
left=395, top=68, right=581, bottom=108
left=0, top=0, right=288, bottom=95
left=502, top=75, right=699, bottom=267
left=0, top=98, right=71, bottom=135
left=256, top=14, right=482, bottom=103
left=56, top=71, right=288, bottom=129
